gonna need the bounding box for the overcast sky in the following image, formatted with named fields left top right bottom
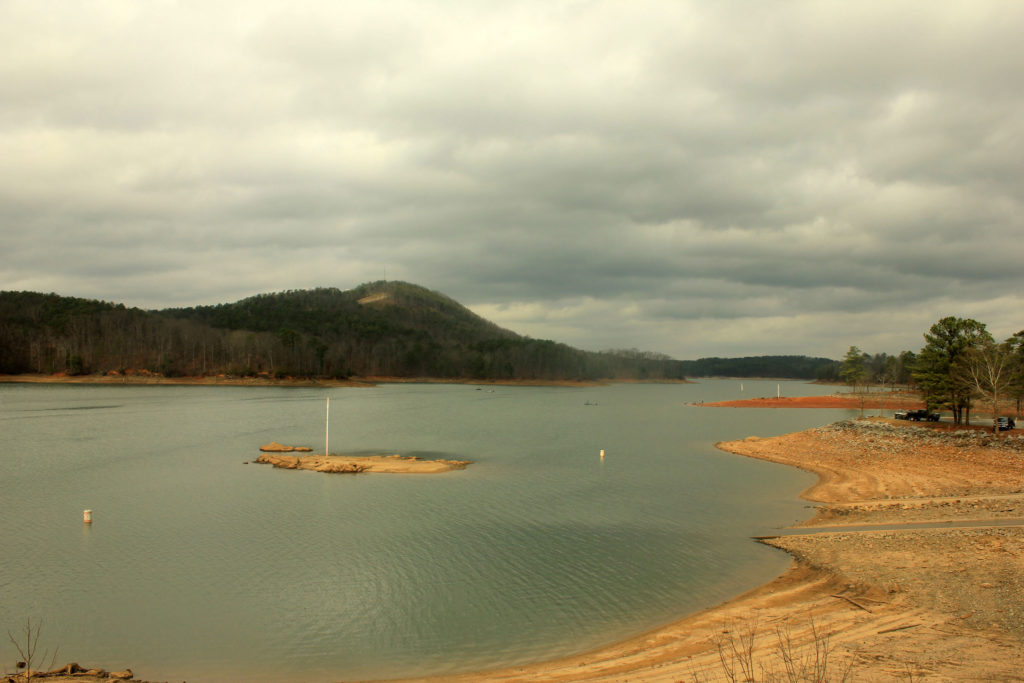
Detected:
left=2, top=1, right=1022, bottom=360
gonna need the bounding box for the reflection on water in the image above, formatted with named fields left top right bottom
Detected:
left=0, top=380, right=853, bottom=682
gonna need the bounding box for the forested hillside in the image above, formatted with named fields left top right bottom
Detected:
left=0, top=282, right=688, bottom=381
left=679, top=355, right=840, bottom=379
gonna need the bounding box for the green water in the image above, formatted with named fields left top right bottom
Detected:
left=0, top=380, right=854, bottom=681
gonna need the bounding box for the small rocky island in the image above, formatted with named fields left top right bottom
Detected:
left=255, top=443, right=471, bottom=474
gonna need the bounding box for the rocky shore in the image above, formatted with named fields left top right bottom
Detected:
left=2, top=664, right=139, bottom=682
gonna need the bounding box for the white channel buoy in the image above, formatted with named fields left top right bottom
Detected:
left=83, top=509, right=92, bottom=524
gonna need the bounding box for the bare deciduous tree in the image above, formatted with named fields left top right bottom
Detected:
left=952, top=337, right=1015, bottom=433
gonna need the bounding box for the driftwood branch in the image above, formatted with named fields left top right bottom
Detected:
left=877, top=623, right=921, bottom=634
left=830, top=594, right=873, bottom=613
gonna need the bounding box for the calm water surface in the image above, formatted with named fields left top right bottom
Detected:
left=0, top=380, right=855, bottom=681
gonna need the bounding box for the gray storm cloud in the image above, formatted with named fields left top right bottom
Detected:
left=1, top=1, right=1022, bottom=358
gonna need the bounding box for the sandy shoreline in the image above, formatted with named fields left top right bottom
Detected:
left=0, top=372, right=375, bottom=387
left=0, top=373, right=633, bottom=388
left=386, top=419, right=1024, bottom=682
left=699, top=393, right=924, bottom=410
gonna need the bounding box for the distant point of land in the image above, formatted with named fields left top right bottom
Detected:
left=699, top=393, right=924, bottom=409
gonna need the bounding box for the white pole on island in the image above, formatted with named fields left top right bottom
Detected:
left=325, top=397, right=330, bottom=456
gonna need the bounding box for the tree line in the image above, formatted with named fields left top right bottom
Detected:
left=0, top=284, right=689, bottom=382
left=678, top=355, right=839, bottom=380
left=840, top=316, right=1024, bottom=424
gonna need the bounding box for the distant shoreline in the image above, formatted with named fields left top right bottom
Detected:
left=699, top=393, right=924, bottom=409
left=0, top=373, right=690, bottom=388
left=0, top=372, right=373, bottom=387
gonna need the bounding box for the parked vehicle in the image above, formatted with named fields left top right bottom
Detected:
left=995, top=417, right=1016, bottom=431
left=895, top=409, right=941, bottom=422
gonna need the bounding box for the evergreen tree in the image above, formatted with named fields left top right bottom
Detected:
left=839, top=345, right=869, bottom=390
left=913, top=316, right=990, bottom=424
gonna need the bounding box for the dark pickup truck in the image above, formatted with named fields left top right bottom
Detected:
left=894, top=409, right=941, bottom=421
left=995, top=417, right=1016, bottom=431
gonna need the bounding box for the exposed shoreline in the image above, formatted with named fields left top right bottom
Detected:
left=391, top=418, right=1024, bottom=682
left=0, top=373, right=690, bottom=388
left=0, top=372, right=374, bottom=387
left=698, top=393, right=924, bottom=410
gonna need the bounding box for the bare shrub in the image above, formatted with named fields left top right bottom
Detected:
left=713, top=617, right=854, bottom=682
left=6, top=618, right=59, bottom=681
left=772, top=619, right=852, bottom=683
left=715, top=618, right=759, bottom=682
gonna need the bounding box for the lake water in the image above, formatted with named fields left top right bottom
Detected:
left=0, top=380, right=855, bottom=682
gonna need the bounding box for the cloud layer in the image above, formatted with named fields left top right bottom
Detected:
left=2, top=1, right=1023, bottom=358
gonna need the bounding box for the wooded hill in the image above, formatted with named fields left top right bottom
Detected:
left=0, top=282, right=691, bottom=381
left=679, top=355, right=840, bottom=380
left=0, top=282, right=843, bottom=382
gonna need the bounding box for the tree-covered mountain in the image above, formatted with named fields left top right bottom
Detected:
left=0, top=282, right=688, bottom=381
left=0, top=283, right=845, bottom=382
left=678, top=355, right=840, bottom=380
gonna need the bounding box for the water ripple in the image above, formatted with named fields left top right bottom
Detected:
left=0, top=381, right=835, bottom=682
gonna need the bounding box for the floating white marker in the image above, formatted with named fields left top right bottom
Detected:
left=777, top=384, right=781, bottom=399
left=83, top=509, right=92, bottom=524
left=600, top=449, right=605, bottom=460
left=325, top=397, right=330, bottom=457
